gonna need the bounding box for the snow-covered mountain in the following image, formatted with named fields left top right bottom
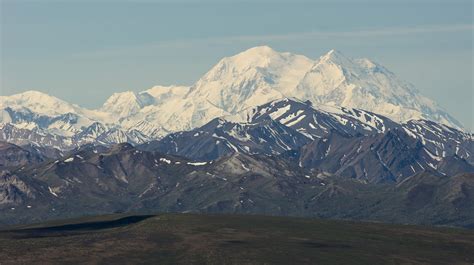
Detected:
left=227, top=98, right=399, bottom=139
left=1, top=90, right=81, bottom=116
left=0, top=90, right=111, bottom=124
left=0, top=85, right=190, bottom=146
left=144, top=85, right=189, bottom=104
left=0, top=46, right=468, bottom=149
left=403, top=119, right=473, bottom=165
left=187, top=46, right=314, bottom=114
left=294, top=50, right=462, bottom=128
left=181, top=46, right=462, bottom=130
left=100, top=91, right=155, bottom=119
left=139, top=98, right=473, bottom=184
left=0, top=90, right=113, bottom=138
left=142, top=98, right=471, bottom=163
left=116, top=46, right=463, bottom=134
left=99, top=85, right=191, bottom=122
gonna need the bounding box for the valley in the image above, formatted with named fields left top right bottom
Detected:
left=1, top=213, right=473, bottom=265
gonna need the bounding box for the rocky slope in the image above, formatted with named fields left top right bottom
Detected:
left=0, top=143, right=473, bottom=228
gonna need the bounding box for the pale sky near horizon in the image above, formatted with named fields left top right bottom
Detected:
left=1, top=0, right=473, bottom=129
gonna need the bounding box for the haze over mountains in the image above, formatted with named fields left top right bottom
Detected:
left=1, top=46, right=473, bottom=227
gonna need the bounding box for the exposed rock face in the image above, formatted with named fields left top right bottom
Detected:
left=0, top=171, right=36, bottom=206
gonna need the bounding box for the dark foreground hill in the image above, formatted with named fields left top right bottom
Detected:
left=1, top=213, right=473, bottom=265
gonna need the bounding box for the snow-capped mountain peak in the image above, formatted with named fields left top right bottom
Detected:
left=100, top=90, right=156, bottom=118
left=186, top=46, right=314, bottom=114
left=145, top=85, right=189, bottom=100
left=318, top=49, right=351, bottom=65
left=216, top=45, right=302, bottom=71
left=226, top=45, right=277, bottom=66
left=295, top=49, right=462, bottom=129
left=227, top=97, right=399, bottom=140
left=0, top=90, right=79, bottom=116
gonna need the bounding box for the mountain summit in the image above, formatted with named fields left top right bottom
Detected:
left=187, top=45, right=314, bottom=114
left=0, top=90, right=78, bottom=116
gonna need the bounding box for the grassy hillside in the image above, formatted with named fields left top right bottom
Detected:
left=1, top=213, right=473, bottom=264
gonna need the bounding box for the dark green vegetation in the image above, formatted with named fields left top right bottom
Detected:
left=1, top=213, right=473, bottom=265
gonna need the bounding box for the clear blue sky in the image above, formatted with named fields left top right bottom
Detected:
left=1, top=0, right=473, bottom=129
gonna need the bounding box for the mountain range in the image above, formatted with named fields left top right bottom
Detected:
left=1, top=137, right=473, bottom=227
left=0, top=46, right=466, bottom=150
left=1, top=46, right=473, bottom=227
